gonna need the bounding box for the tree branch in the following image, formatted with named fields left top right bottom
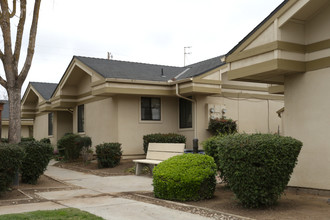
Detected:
left=0, top=75, right=7, bottom=89
left=13, top=0, right=25, bottom=65
left=18, top=0, right=41, bottom=86
left=9, top=0, right=16, bottom=18
left=0, top=0, right=13, bottom=58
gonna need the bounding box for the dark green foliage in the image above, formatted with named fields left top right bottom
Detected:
left=143, top=133, right=186, bottom=154
left=210, top=133, right=302, bottom=208
left=57, top=134, right=91, bottom=161
left=96, top=143, right=122, bottom=168
left=0, top=144, right=24, bottom=193
left=208, top=118, right=237, bottom=136
left=21, top=137, right=36, bottom=142
left=40, top=138, right=51, bottom=144
left=153, top=154, right=217, bottom=202
left=19, top=141, right=53, bottom=184
left=203, top=135, right=222, bottom=171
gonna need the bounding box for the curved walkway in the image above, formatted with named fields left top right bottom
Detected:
left=0, top=161, right=247, bottom=220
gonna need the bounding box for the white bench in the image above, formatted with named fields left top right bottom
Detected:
left=133, top=143, right=185, bottom=175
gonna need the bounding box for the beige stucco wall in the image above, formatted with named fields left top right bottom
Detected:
left=117, top=95, right=178, bottom=157
left=1, top=124, right=31, bottom=139
left=33, top=113, right=48, bottom=141
left=83, top=98, right=118, bottom=149
left=56, top=111, right=73, bottom=142
left=285, top=68, right=330, bottom=190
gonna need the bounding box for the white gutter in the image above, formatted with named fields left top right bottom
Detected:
left=175, top=83, right=197, bottom=140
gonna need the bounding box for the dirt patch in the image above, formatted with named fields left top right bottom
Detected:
left=0, top=175, right=78, bottom=206
left=53, top=159, right=145, bottom=176
left=130, top=184, right=330, bottom=220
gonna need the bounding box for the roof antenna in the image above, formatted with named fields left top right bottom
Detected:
left=184, top=46, right=192, bottom=66
left=107, top=52, right=113, bottom=60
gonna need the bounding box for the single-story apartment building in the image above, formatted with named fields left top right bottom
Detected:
left=22, top=55, right=283, bottom=158
left=225, top=0, right=330, bottom=190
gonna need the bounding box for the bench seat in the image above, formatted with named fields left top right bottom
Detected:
left=133, top=143, right=185, bottom=175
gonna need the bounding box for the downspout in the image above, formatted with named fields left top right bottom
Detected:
left=175, top=83, right=199, bottom=153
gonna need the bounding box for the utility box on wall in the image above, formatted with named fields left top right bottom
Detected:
left=206, top=104, right=227, bottom=128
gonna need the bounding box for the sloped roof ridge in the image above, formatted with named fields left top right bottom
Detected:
left=74, top=55, right=181, bottom=68
left=226, top=0, right=289, bottom=56
left=30, top=81, right=58, bottom=85
left=187, top=55, right=225, bottom=67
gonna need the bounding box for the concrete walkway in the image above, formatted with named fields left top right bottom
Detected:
left=0, top=162, right=214, bottom=220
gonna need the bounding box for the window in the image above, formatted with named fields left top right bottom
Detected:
left=179, top=97, right=192, bottom=129
left=141, top=97, right=161, bottom=121
left=48, top=112, right=53, bottom=136
left=77, top=105, right=84, bottom=132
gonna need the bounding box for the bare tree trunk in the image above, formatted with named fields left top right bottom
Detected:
left=7, top=86, right=21, bottom=143
left=0, top=0, right=41, bottom=143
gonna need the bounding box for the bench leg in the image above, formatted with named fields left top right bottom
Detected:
left=135, top=163, right=143, bottom=176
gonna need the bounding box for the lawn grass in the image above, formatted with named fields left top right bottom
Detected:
left=0, top=208, right=104, bottom=220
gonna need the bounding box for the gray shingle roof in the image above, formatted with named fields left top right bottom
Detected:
left=75, top=56, right=183, bottom=82
left=30, top=82, right=57, bottom=100
left=75, top=55, right=225, bottom=82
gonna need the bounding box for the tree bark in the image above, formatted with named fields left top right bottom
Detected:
left=0, top=0, right=41, bottom=143
left=7, top=86, right=21, bottom=143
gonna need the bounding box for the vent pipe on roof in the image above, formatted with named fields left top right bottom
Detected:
left=161, top=68, right=166, bottom=77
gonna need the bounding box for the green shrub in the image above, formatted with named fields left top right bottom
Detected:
left=96, top=143, right=122, bottom=168
left=40, top=138, right=51, bottom=144
left=57, top=134, right=91, bottom=161
left=213, top=133, right=302, bottom=208
left=208, top=118, right=237, bottom=136
left=153, top=154, right=217, bottom=202
left=19, top=141, right=53, bottom=184
left=143, top=133, right=186, bottom=154
left=203, top=135, right=222, bottom=171
left=21, top=137, right=36, bottom=142
left=0, top=144, right=24, bottom=193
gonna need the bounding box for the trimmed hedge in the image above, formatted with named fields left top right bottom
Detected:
left=0, top=144, right=24, bottom=193
left=208, top=118, right=237, bottom=136
left=57, top=134, right=91, bottom=161
left=153, top=154, right=217, bottom=201
left=143, top=133, right=186, bottom=154
left=96, top=143, right=122, bottom=168
left=208, top=133, right=302, bottom=208
left=19, top=141, right=53, bottom=184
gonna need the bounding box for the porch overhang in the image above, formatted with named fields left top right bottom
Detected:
left=227, top=59, right=305, bottom=84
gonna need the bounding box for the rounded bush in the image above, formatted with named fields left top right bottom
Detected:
left=153, top=154, right=217, bottom=201
left=57, top=134, right=91, bottom=161
left=213, top=133, right=302, bottom=208
left=19, top=141, right=53, bottom=184
left=96, top=143, right=122, bottom=168
left=0, top=144, right=24, bottom=193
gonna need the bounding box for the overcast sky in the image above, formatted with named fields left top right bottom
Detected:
left=0, top=0, right=284, bottom=96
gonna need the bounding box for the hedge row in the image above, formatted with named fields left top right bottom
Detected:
left=0, top=140, right=53, bottom=194
left=143, top=133, right=186, bottom=154
left=0, top=144, right=24, bottom=193
left=203, top=133, right=302, bottom=208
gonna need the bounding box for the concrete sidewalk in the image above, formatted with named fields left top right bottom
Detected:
left=0, top=162, right=214, bottom=220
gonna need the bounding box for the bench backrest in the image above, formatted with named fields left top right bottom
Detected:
left=146, top=143, right=185, bottom=161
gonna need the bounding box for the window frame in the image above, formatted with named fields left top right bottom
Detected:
left=140, top=97, right=162, bottom=122
left=179, top=97, right=193, bottom=129
left=48, top=112, right=53, bottom=136
left=77, top=104, right=85, bottom=133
